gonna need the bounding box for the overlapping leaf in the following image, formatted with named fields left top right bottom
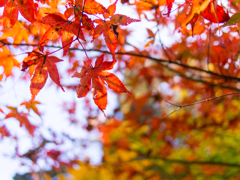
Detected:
left=5, top=106, right=36, bottom=136
left=91, top=0, right=140, bottom=56
left=3, top=0, right=18, bottom=29
left=21, top=50, right=65, bottom=102
left=75, top=0, right=108, bottom=15
left=166, top=0, right=174, bottom=17
left=72, top=54, right=132, bottom=115
left=180, top=0, right=229, bottom=33
left=1, top=0, right=36, bottom=29
left=201, top=4, right=229, bottom=23
left=38, top=12, right=85, bottom=55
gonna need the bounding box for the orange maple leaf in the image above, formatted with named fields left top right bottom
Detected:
left=72, top=54, right=132, bottom=116
left=180, top=0, right=229, bottom=32
left=3, top=0, right=18, bottom=29
left=38, top=11, right=85, bottom=55
left=74, top=0, right=108, bottom=15
left=0, top=47, right=20, bottom=77
left=1, top=0, right=37, bottom=29
left=20, top=101, right=41, bottom=117
left=21, top=50, right=65, bottom=102
left=91, top=0, right=140, bottom=56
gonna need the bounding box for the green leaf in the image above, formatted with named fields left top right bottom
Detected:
left=224, top=13, right=240, bottom=26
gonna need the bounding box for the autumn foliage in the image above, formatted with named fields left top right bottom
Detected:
left=2, top=0, right=240, bottom=179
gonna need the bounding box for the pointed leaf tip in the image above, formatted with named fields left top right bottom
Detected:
left=73, top=55, right=131, bottom=115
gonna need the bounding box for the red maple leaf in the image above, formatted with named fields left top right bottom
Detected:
left=3, top=0, right=18, bottom=29
left=72, top=54, right=132, bottom=116
left=5, top=106, right=36, bottom=136
left=166, top=0, right=175, bottom=17
left=38, top=11, right=85, bottom=55
left=1, top=0, right=37, bottom=29
left=0, top=125, right=11, bottom=139
left=201, top=4, right=230, bottom=23
left=91, top=0, right=140, bottom=56
left=21, top=50, right=65, bottom=102
left=180, top=0, right=229, bottom=33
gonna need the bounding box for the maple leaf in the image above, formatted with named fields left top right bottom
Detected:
left=1, top=0, right=36, bottom=29
left=5, top=106, right=36, bottom=136
left=3, top=0, right=18, bottom=29
left=38, top=12, right=85, bottom=55
left=0, top=21, right=30, bottom=44
left=181, top=0, right=211, bottom=30
left=166, top=0, right=175, bottom=17
left=21, top=50, right=65, bottom=102
left=72, top=54, right=132, bottom=115
left=20, top=101, right=42, bottom=117
left=16, top=0, right=37, bottom=22
left=75, top=0, right=108, bottom=15
left=0, top=47, right=20, bottom=77
left=92, top=20, right=118, bottom=56
left=201, top=4, right=229, bottom=23
left=91, top=0, right=140, bottom=56
left=0, top=125, right=11, bottom=139
left=181, top=0, right=229, bottom=33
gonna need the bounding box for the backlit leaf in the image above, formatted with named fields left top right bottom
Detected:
left=30, top=63, right=48, bottom=102
left=39, top=12, right=85, bottom=55
left=166, top=0, right=174, bottom=17
left=75, top=0, right=108, bottom=15
left=110, top=14, right=141, bottom=26
left=201, top=4, right=229, bottom=23
left=72, top=55, right=132, bottom=115
left=3, top=0, right=18, bottom=29
left=16, top=0, right=37, bottom=22
left=0, top=0, right=8, bottom=7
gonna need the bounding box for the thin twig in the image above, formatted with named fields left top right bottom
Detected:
left=162, top=91, right=240, bottom=119
left=163, top=64, right=240, bottom=91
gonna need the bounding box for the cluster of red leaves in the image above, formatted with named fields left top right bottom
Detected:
left=17, top=0, right=139, bottom=115
left=166, top=0, right=229, bottom=33
left=0, top=0, right=231, bottom=116
left=1, top=0, right=37, bottom=29
left=38, top=12, right=86, bottom=56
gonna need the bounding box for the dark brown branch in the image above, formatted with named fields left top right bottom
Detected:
left=165, top=91, right=240, bottom=108
left=162, top=91, right=240, bottom=119
left=164, top=65, right=240, bottom=91
left=2, top=41, right=240, bottom=82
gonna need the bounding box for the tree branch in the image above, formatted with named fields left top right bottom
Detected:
left=161, top=91, right=240, bottom=119
left=164, top=64, right=240, bottom=91
left=165, top=91, right=240, bottom=108
left=2, top=41, right=240, bottom=82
